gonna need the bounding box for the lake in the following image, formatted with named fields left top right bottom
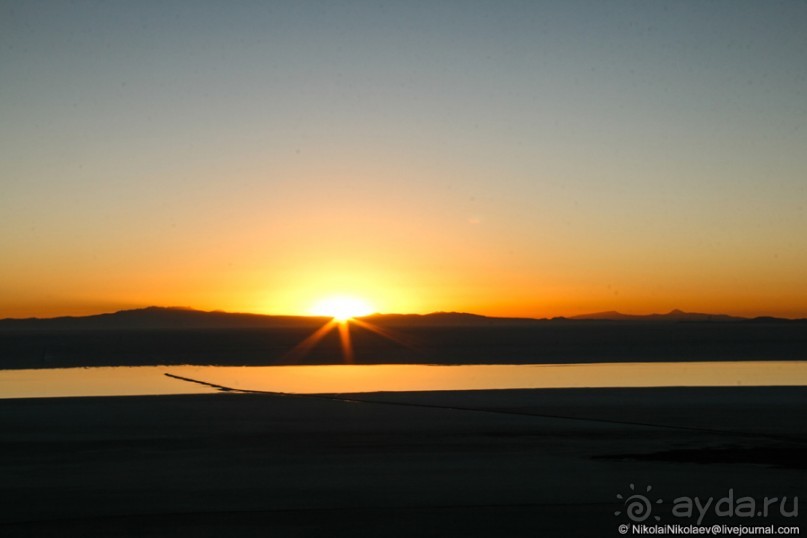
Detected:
left=1, top=361, right=806, bottom=399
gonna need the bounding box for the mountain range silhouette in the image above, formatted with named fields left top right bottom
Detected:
left=0, top=306, right=802, bottom=330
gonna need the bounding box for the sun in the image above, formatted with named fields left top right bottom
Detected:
left=310, top=296, right=375, bottom=322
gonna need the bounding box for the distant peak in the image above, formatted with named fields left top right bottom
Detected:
left=571, top=309, right=749, bottom=322
left=142, top=306, right=196, bottom=311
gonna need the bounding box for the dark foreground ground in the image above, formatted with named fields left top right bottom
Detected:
left=1, top=387, right=805, bottom=537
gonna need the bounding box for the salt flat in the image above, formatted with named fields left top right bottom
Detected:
left=1, top=387, right=805, bottom=537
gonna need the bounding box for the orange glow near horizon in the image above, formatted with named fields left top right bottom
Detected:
left=2, top=237, right=807, bottom=320
left=3, top=287, right=807, bottom=320
left=2, top=165, right=806, bottom=321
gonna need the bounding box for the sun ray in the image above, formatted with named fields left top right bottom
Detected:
left=280, top=296, right=423, bottom=365
left=337, top=320, right=355, bottom=364
left=282, top=319, right=338, bottom=363
left=350, top=318, right=422, bottom=353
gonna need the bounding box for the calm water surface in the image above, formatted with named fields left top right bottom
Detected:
left=1, top=361, right=806, bottom=399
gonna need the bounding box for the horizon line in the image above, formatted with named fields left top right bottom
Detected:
left=2, top=305, right=806, bottom=322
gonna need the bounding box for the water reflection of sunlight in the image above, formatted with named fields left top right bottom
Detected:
left=216, top=361, right=807, bottom=394
left=3, top=362, right=807, bottom=399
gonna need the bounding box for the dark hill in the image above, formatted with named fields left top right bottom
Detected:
left=570, top=309, right=748, bottom=322
left=0, top=307, right=541, bottom=331
left=0, top=307, right=328, bottom=330
left=1, top=307, right=801, bottom=331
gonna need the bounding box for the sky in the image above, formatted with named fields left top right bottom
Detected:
left=2, top=0, right=806, bottom=319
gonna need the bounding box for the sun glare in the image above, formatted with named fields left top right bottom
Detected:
left=311, top=296, right=374, bottom=322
